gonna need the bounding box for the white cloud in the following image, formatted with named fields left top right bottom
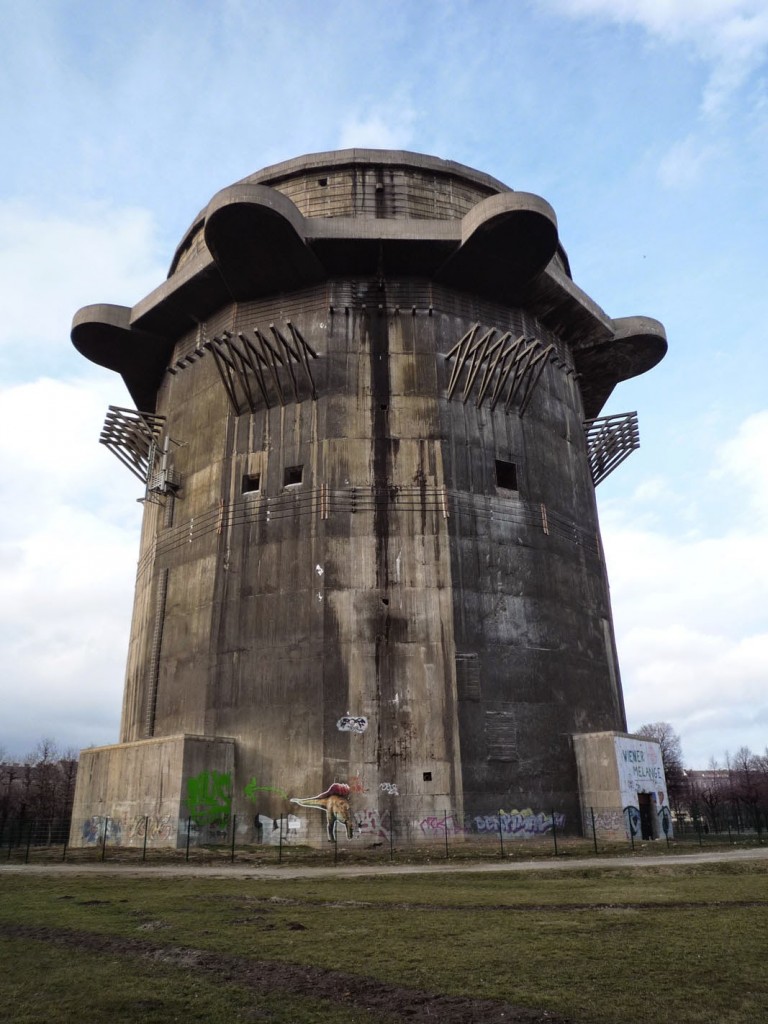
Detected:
left=710, top=410, right=768, bottom=523
left=548, top=0, right=768, bottom=115
left=0, top=377, right=141, bottom=758
left=0, top=201, right=165, bottom=355
left=657, top=134, right=719, bottom=188
left=603, top=409, right=768, bottom=766
left=337, top=102, right=418, bottom=150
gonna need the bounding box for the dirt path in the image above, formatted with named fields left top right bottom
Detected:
left=1, top=845, right=766, bottom=880
left=1, top=921, right=575, bottom=1023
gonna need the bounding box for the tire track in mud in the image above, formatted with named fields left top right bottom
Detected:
left=1, top=922, right=574, bottom=1023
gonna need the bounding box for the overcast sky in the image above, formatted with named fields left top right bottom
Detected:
left=1, top=0, right=766, bottom=768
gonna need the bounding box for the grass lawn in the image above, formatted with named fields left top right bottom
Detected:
left=0, top=860, right=766, bottom=1023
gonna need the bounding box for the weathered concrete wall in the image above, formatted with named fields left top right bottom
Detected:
left=69, top=734, right=234, bottom=848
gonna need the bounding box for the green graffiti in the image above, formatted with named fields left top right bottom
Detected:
left=244, top=777, right=288, bottom=801
left=186, top=770, right=232, bottom=826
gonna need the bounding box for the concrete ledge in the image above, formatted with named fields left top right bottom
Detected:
left=204, top=184, right=324, bottom=300
left=436, top=191, right=559, bottom=300
left=575, top=316, right=668, bottom=418
left=71, top=304, right=172, bottom=412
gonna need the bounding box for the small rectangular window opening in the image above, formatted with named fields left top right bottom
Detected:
left=422, top=771, right=432, bottom=782
left=317, top=177, right=328, bottom=187
left=283, top=465, right=303, bottom=487
left=242, top=473, right=261, bottom=494
left=495, top=459, right=518, bottom=491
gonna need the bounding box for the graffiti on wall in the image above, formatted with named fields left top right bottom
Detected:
left=290, top=783, right=355, bottom=841
left=186, top=770, right=232, bottom=826
left=473, top=809, right=565, bottom=835
left=613, top=738, right=672, bottom=839
left=348, top=773, right=367, bottom=793
left=243, top=777, right=289, bottom=801
left=419, top=814, right=466, bottom=838
left=588, top=809, right=625, bottom=835
left=624, top=805, right=641, bottom=838
left=253, top=813, right=304, bottom=844
left=337, top=716, right=368, bottom=734
left=356, top=808, right=391, bottom=842
left=81, top=816, right=122, bottom=844
left=128, top=814, right=174, bottom=841
left=379, top=782, right=399, bottom=796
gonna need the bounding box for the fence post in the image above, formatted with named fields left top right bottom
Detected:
left=727, top=821, right=732, bottom=844
left=444, top=809, right=449, bottom=859
left=278, top=816, right=283, bottom=864
left=7, top=821, right=14, bottom=860
left=142, top=815, right=149, bottom=862
left=25, top=822, right=34, bottom=864
left=101, top=818, right=109, bottom=862
left=498, top=810, right=505, bottom=858
left=590, top=807, right=598, bottom=855
left=333, top=822, right=338, bottom=865
left=230, top=814, right=237, bottom=863
left=62, top=825, right=68, bottom=862
left=185, top=817, right=192, bottom=861
left=551, top=810, right=558, bottom=856
left=388, top=807, right=394, bottom=862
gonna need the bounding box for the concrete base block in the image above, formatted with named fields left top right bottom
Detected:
left=69, top=734, right=235, bottom=849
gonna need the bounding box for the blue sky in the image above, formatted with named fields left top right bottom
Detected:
left=1, top=0, right=766, bottom=767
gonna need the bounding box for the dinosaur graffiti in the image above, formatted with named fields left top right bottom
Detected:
left=290, top=783, right=355, bottom=841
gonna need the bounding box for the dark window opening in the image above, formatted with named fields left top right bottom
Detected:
left=283, top=465, right=303, bottom=487
left=242, top=473, right=261, bottom=494
left=317, top=177, right=328, bottom=187
left=495, top=459, right=518, bottom=491
left=423, top=771, right=432, bottom=782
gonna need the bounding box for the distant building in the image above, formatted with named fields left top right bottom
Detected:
left=69, top=150, right=666, bottom=847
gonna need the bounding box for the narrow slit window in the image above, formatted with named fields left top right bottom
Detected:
left=283, top=465, right=303, bottom=487
left=495, top=459, right=518, bottom=491
left=242, top=473, right=261, bottom=494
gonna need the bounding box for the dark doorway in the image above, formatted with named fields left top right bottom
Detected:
left=638, top=793, right=654, bottom=840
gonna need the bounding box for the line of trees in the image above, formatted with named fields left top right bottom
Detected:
left=635, top=722, right=768, bottom=833
left=0, top=739, right=78, bottom=842
left=686, top=748, right=768, bottom=833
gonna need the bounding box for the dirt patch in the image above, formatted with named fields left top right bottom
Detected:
left=232, top=895, right=768, bottom=913
left=1, top=922, right=575, bottom=1023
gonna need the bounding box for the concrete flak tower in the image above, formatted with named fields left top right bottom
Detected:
left=70, top=150, right=666, bottom=847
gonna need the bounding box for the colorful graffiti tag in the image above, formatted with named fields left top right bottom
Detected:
left=290, top=783, right=354, bottom=841
left=81, top=816, right=122, bottom=844
left=185, top=770, right=232, bottom=826
left=419, top=814, right=466, bottom=838
left=356, top=808, right=391, bottom=842
left=474, top=809, right=565, bottom=836
left=243, top=777, right=289, bottom=800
